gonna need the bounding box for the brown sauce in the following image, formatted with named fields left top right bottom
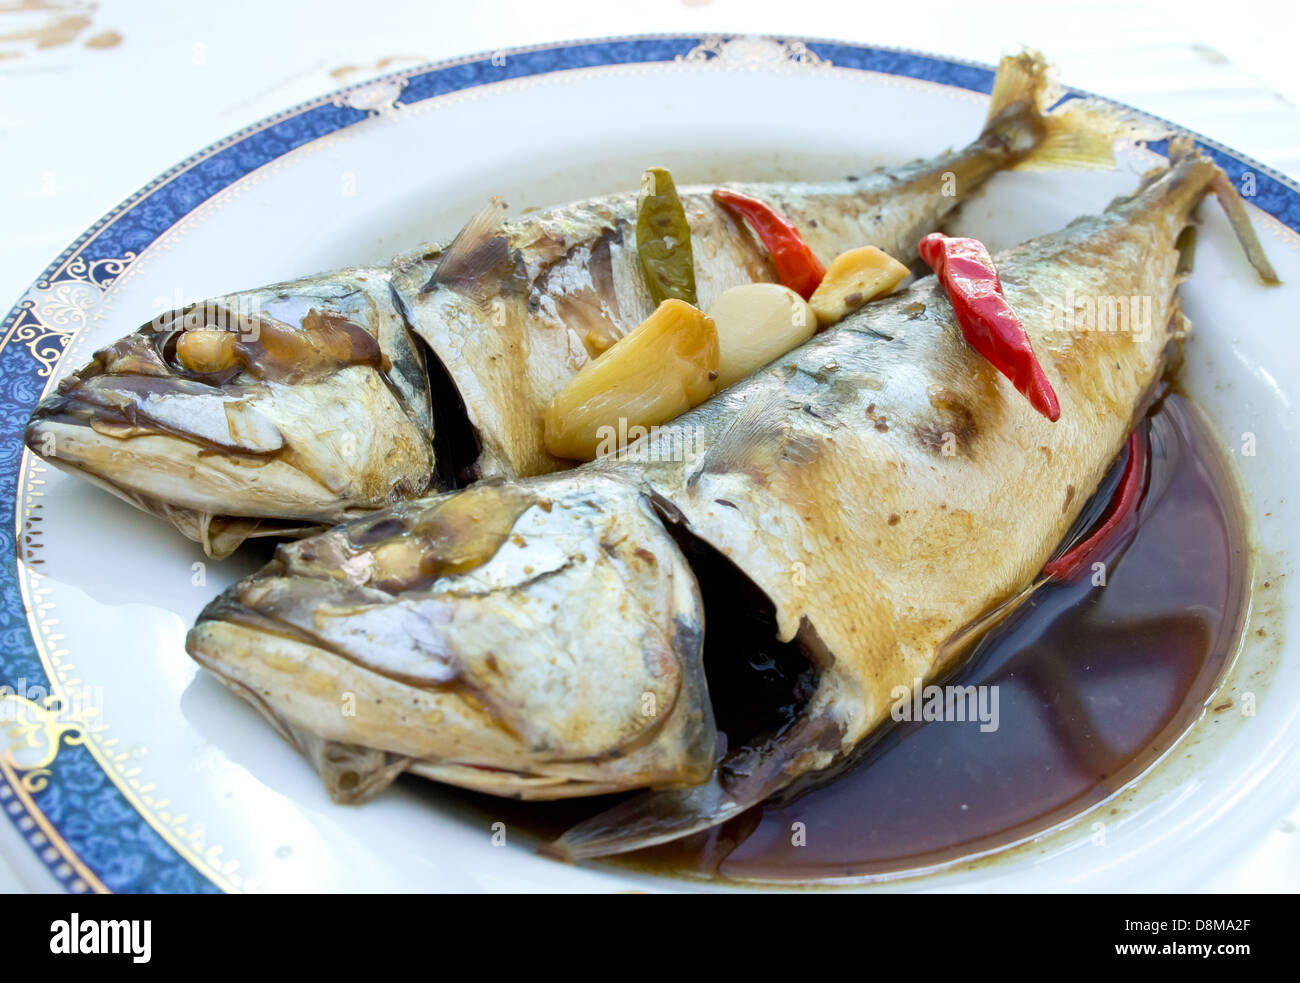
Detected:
left=433, top=393, right=1250, bottom=884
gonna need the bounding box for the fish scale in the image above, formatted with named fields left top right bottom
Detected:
left=186, top=139, right=1276, bottom=858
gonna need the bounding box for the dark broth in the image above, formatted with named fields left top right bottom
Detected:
left=433, top=393, right=1250, bottom=883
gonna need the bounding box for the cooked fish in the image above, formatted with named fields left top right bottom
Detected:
left=26, top=51, right=1145, bottom=556
left=187, top=475, right=718, bottom=798
left=24, top=274, right=435, bottom=557
left=394, top=51, right=1150, bottom=480
left=185, top=138, right=1275, bottom=859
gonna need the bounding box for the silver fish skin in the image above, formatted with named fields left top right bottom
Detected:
left=185, top=140, right=1276, bottom=858
left=24, top=52, right=1143, bottom=555
left=187, top=474, right=718, bottom=799
left=392, top=50, right=1147, bottom=481
left=550, top=139, right=1277, bottom=858
left=25, top=271, right=435, bottom=557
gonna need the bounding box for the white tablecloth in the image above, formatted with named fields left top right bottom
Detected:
left=2, top=0, right=1298, bottom=893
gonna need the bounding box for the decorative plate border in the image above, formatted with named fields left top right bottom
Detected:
left=2, top=33, right=1298, bottom=894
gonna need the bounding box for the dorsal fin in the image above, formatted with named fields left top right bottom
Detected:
left=421, top=197, right=512, bottom=298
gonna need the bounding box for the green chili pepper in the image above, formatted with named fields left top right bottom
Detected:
left=636, top=167, right=697, bottom=307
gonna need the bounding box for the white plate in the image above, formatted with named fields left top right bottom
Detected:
left=2, top=35, right=1298, bottom=892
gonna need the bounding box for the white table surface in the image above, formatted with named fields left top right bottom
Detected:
left=2, top=0, right=1298, bottom=893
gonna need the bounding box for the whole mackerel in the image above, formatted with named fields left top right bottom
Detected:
left=185, top=139, right=1276, bottom=858
left=26, top=52, right=1142, bottom=556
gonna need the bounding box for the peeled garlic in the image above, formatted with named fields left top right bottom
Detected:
left=707, top=283, right=817, bottom=390
left=809, top=246, right=909, bottom=327
left=544, top=299, right=718, bottom=462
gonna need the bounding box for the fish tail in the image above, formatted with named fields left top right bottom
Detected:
left=1207, top=158, right=1281, bottom=286
left=1124, top=136, right=1279, bottom=285
left=982, top=48, right=1167, bottom=171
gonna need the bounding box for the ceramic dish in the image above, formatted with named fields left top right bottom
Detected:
left=2, top=34, right=1297, bottom=892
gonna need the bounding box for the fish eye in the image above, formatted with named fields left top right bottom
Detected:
left=174, top=327, right=239, bottom=374
left=151, top=306, right=244, bottom=381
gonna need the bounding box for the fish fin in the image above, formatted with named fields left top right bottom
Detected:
left=983, top=49, right=1168, bottom=172
left=421, top=196, right=512, bottom=298
left=1169, top=303, right=1193, bottom=344
left=282, top=720, right=411, bottom=804
left=1166, top=134, right=1200, bottom=163
left=542, top=773, right=735, bottom=860
left=544, top=706, right=844, bottom=860
left=157, top=505, right=265, bottom=559
left=1105, top=136, right=1276, bottom=284
left=1210, top=168, right=1281, bottom=285
left=1175, top=225, right=1198, bottom=278
left=1159, top=137, right=1278, bottom=285
left=1014, top=98, right=1169, bottom=171
left=202, top=668, right=410, bottom=803
left=985, top=48, right=1058, bottom=123
left=158, top=504, right=320, bottom=558
left=689, top=389, right=816, bottom=488
left=936, top=578, right=1047, bottom=668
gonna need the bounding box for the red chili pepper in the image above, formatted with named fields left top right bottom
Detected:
left=1044, top=426, right=1148, bottom=581
left=918, top=233, right=1060, bottom=422
left=712, top=188, right=826, bottom=300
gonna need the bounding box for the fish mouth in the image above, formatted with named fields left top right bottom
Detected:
left=188, top=594, right=710, bottom=801
left=27, top=368, right=282, bottom=461
left=187, top=611, right=716, bottom=803
left=25, top=376, right=340, bottom=522
left=23, top=275, right=440, bottom=555
left=25, top=395, right=332, bottom=557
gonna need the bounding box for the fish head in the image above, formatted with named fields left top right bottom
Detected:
left=185, top=474, right=718, bottom=799
left=25, top=272, right=435, bottom=556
